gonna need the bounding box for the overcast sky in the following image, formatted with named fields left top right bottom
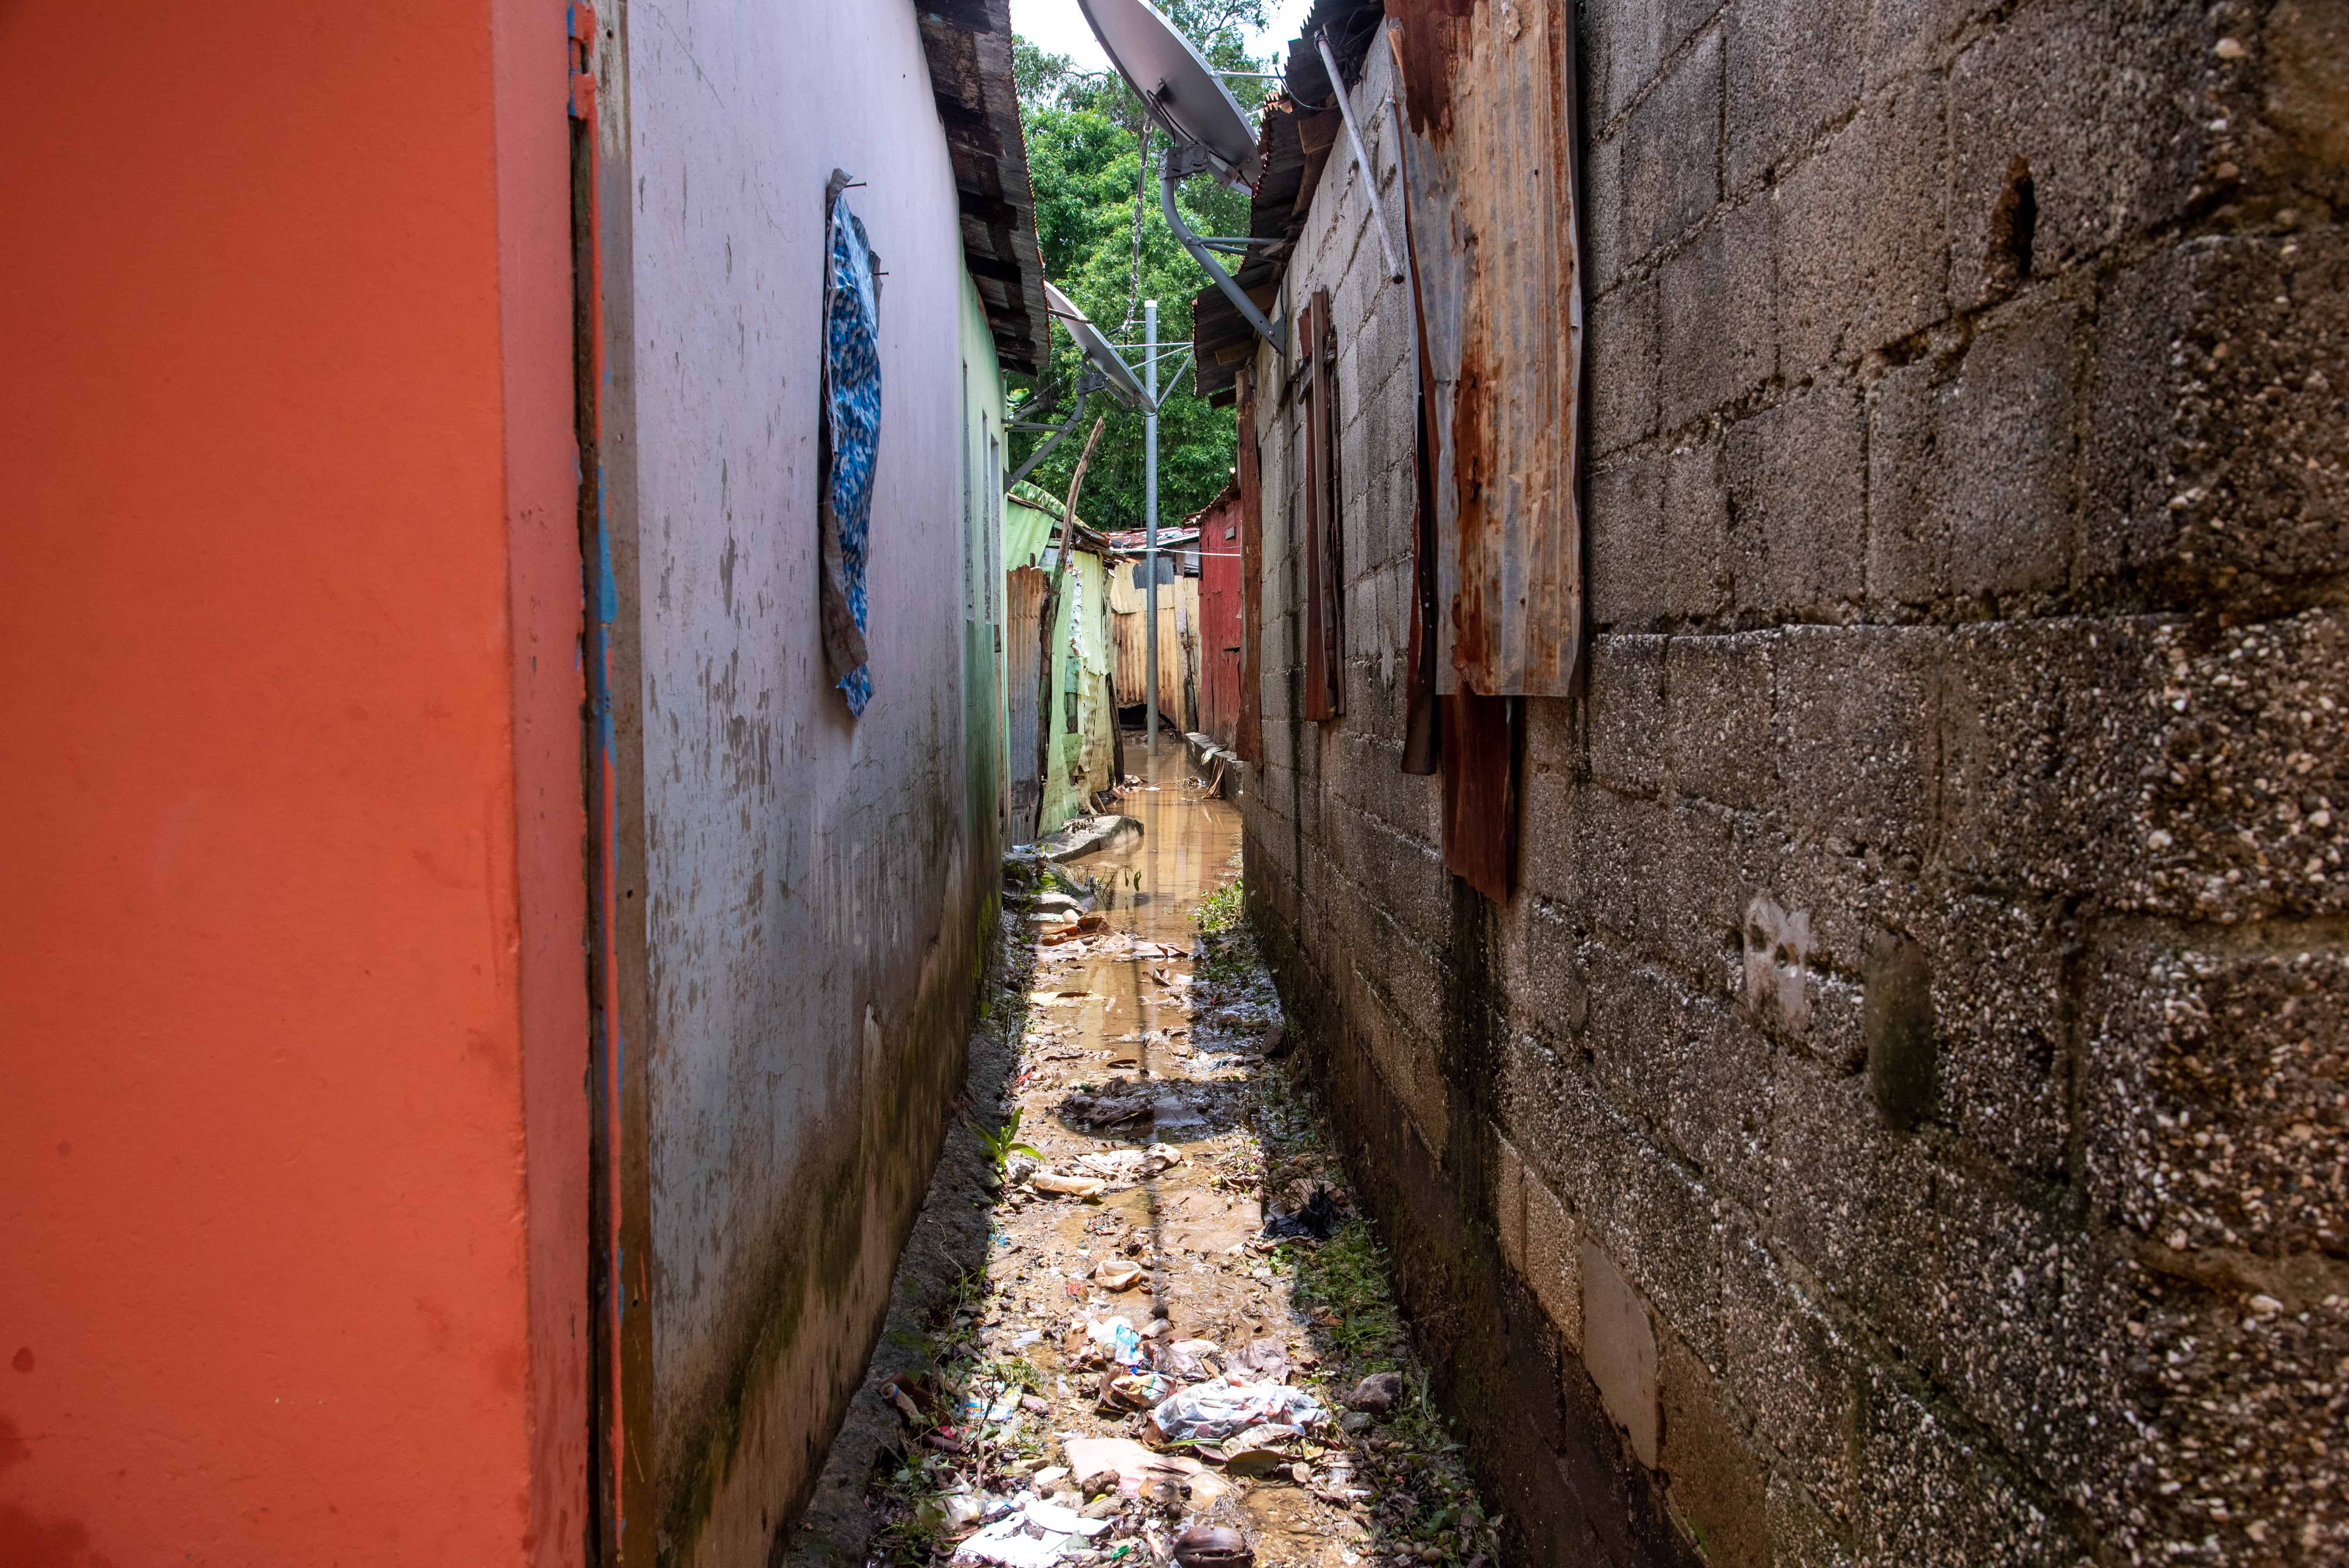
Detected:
left=1007, top=0, right=1317, bottom=73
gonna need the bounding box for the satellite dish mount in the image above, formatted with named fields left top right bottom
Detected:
left=1080, top=0, right=1280, bottom=343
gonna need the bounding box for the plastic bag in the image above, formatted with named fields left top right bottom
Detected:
left=1146, top=1377, right=1327, bottom=1443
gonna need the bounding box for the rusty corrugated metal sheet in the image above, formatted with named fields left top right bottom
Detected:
left=1389, top=0, right=1584, bottom=699
left=1235, top=368, right=1265, bottom=765
left=1112, top=609, right=1146, bottom=707
left=1197, top=492, right=1244, bottom=749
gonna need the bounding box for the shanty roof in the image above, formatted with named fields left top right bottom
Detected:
left=1007, top=479, right=1115, bottom=554
left=918, top=0, right=1053, bottom=372
left=1190, top=0, right=1385, bottom=404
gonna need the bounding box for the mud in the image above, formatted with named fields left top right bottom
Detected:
left=781, top=738, right=1501, bottom=1568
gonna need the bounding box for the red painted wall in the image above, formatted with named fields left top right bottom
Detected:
left=0, top=4, right=588, bottom=1564
left=1197, top=493, right=1245, bottom=751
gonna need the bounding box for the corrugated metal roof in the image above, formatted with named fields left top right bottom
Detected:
left=918, top=0, right=1053, bottom=372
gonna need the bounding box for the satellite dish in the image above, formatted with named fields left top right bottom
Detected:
left=1079, top=0, right=1259, bottom=188
left=1045, top=280, right=1149, bottom=408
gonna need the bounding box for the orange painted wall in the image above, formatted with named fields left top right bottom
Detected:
left=0, top=4, right=588, bottom=1564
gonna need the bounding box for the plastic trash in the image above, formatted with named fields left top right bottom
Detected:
left=1085, top=1316, right=1145, bottom=1368
left=1032, top=1171, right=1109, bottom=1197
left=1093, top=1260, right=1144, bottom=1291
left=1261, top=1186, right=1346, bottom=1241
left=1145, top=1377, right=1327, bottom=1444
left=953, top=1497, right=1112, bottom=1568
left=1224, top=1338, right=1290, bottom=1385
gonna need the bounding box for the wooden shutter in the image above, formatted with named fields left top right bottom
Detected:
left=1300, top=289, right=1344, bottom=722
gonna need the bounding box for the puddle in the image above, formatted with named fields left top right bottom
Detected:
left=786, top=734, right=1500, bottom=1568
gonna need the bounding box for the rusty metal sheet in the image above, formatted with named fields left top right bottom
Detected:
left=1388, top=0, right=1584, bottom=699
left=1236, top=367, right=1266, bottom=765
left=1112, top=609, right=1147, bottom=707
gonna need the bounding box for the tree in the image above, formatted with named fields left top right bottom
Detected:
left=1010, top=2, right=1274, bottom=534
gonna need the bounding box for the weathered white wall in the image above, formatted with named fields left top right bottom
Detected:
left=620, top=1, right=992, bottom=1556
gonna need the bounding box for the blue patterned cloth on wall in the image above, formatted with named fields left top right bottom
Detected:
left=820, top=189, right=880, bottom=714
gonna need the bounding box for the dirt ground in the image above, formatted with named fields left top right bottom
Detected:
left=783, top=740, right=1499, bottom=1568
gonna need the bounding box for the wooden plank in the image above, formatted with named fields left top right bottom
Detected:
left=1004, top=566, right=1047, bottom=834
left=1440, top=692, right=1517, bottom=902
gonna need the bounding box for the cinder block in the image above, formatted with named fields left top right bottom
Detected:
left=1922, top=1168, right=2136, bottom=1509
left=1588, top=634, right=1667, bottom=794
left=1765, top=1470, right=1854, bottom=1567
left=1944, top=610, right=2349, bottom=922
left=1588, top=443, right=1667, bottom=630
left=1913, top=895, right=2071, bottom=1176
left=1656, top=1327, right=1772, bottom=1568
left=1867, top=295, right=2078, bottom=609
left=1623, top=27, right=1723, bottom=256
left=2083, top=938, right=2349, bottom=1256
left=1579, top=1240, right=1661, bottom=1468
left=1667, top=632, right=1776, bottom=810
left=1499, top=1029, right=1633, bottom=1224
left=1590, top=1126, right=1728, bottom=1371
left=1766, top=1055, right=1941, bottom=1360
left=1726, top=376, right=1866, bottom=620
left=1723, top=1230, right=1859, bottom=1516
left=1586, top=130, right=1627, bottom=296
left=1525, top=1156, right=1584, bottom=1351
left=1589, top=280, right=1661, bottom=455
left=1725, top=0, right=1865, bottom=189
left=1500, top=894, right=1590, bottom=1051
left=1659, top=197, right=1777, bottom=430
left=1860, top=0, right=1997, bottom=89
left=1590, top=976, right=1770, bottom=1207
left=1772, top=77, right=1948, bottom=373
left=1853, top=1365, right=2088, bottom=1566
left=2089, top=1271, right=2349, bottom=1563
left=1773, top=624, right=1940, bottom=862
left=1577, top=786, right=1674, bottom=953
left=1947, top=0, right=2211, bottom=301
left=2085, top=233, right=2349, bottom=608
left=1584, top=0, right=1669, bottom=124
left=1660, top=434, right=1732, bottom=620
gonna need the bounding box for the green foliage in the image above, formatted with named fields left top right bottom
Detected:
left=1293, top=1219, right=1409, bottom=1364
left=1192, top=876, right=1243, bottom=937
left=1010, top=3, right=1274, bottom=533
left=966, top=1107, right=1042, bottom=1177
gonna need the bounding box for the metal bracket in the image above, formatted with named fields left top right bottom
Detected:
left=1004, top=374, right=1094, bottom=490
left=1160, top=154, right=1280, bottom=344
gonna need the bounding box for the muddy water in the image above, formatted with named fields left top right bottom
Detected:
left=804, top=733, right=1500, bottom=1568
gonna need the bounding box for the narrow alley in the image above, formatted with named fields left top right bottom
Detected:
left=788, top=739, right=1499, bottom=1568
left=9, top=1, right=2344, bottom=1565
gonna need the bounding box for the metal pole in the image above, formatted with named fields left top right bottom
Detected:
left=1144, top=298, right=1159, bottom=760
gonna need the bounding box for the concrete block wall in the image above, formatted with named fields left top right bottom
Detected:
left=1244, top=2, right=2348, bottom=1564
